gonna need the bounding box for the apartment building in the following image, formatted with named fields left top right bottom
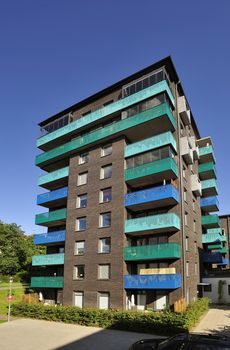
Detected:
left=31, top=56, right=224, bottom=311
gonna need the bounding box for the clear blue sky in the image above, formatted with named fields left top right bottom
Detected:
left=0, top=0, right=230, bottom=235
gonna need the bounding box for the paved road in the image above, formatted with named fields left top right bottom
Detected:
left=0, top=318, right=162, bottom=350
left=193, top=306, right=230, bottom=335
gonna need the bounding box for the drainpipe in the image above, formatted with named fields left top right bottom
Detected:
left=174, top=81, right=187, bottom=300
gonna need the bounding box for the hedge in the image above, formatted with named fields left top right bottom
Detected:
left=11, top=298, right=210, bottom=335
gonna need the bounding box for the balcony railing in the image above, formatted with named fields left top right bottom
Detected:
left=202, top=215, right=220, bottom=228
left=38, top=166, right=69, bottom=189
left=200, top=196, right=219, bottom=212
left=125, top=157, right=178, bottom=187
left=218, top=247, right=228, bottom=254
left=203, top=252, right=224, bottom=263
left=198, top=162, right=217, bottom=180
left=125, top=213, right=180, bottom=235
left=31, top=276, right=64, bottom=288
left=36, top=103, right=176, bottom=167
left=37, top=187, right=68, bottom=206
left=207, top=244, right=223, bottom=250
left=34, top=230, right=66, bottom=245
left=37, top=79, right=175, bottom=149
left=201, top=179, right=218, bottom=197
left=124, top=132, right=177, bottom=158
left=124, top=184, right=179, bottom=210
left=217, top=258, right=229, bottom=266
left=35, top=208, right=67, bottom=226
left=124, top=273, right=181, bottom=289
left=198, top=145, right=215, bottom=163
left=202, top=232, right=226, bottom=244
left=124, top=243, right=181, bottom=261
left=32, top=253, right=65, bottom=266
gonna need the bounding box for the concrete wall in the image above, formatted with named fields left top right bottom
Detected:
left=203, top=277, right=230, bottom=303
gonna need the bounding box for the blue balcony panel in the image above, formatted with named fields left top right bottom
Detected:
left=200, top=196, right=219, bottom=213
left=34, top=230, right=66, bottom=245
left=124, top=184, right=179, bottom=211
left=203, top=252, right=224, bottom=264
left=37, top=187, right=68, bottom=208
left=124, top=273, right=181, bottom=289
left=217, top=258, right=229, bottom=266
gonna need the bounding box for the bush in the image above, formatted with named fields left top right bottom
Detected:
left=11, top=298, right=210, bottom=335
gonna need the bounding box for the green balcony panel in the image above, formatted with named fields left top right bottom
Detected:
left=218, top=247, right=228, bottom=254
left=198, top=162, right=217, bottom=180
left=125, top=157, right=178, bottom=187
left=35, top=103, right=176, bottom=167
left=124, top=132, right=177, bottom=158
left=31, top=276, right=64, bottom=288
left=32, top=253, right=64, bottom=266
left=35, top=208, right=67, bottom=226
left=124, top=243, right=181, bottom=261
left=198, top=145, right=215, bottom=163
left=202, top=215, right=220, bottom=228
left=207, top=244, right=222, bottom=250
left=202, top=232, right=227, bottom=244
left=125, top=213, right=180, bottom=235
left=201, top=179, right=218, bottom=197
left=38, top=166, right=69, bottom=190
left=37, top=80, right=175, bottom=148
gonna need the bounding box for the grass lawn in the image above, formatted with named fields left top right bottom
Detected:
left=0, top=282, right=26, bottom=288
left=0, top=285, right=26, bottom=319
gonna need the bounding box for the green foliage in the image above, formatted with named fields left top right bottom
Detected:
left=11, top=298, right=210, bottom=335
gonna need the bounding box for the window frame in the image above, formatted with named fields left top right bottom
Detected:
left=98, top=264, right=110, bottom=280
left=73, top=265, right=85, bottom=280
left=76, top=217, right=87, bottom=231
left=76, top=193, right=88, bottom=208
left=79, top=152, right=89, bottom=165
left=78, top=172, right=88, bottom=186
left=99, top=212, right=111, bottom=228
left=74, top=241, right=85, bottom=256
left=98, top=237, right=111, bottom=254
left=100, top=187, right=112, bottom=203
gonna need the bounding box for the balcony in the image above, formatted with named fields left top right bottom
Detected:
left=203, top=252, right=224, bottom=264
left=38, top=166, right=69, bottom=190
left=198, top=162, right=217, bottom=180
left=218, top=247, right=228, bottom=254
left=36, top=103, right=176, bottom=170
left=124, top=273, right=181, bottom=289
left=191, top=174, right=202, bottom=197
left=178, top=96, right=191, bottom=125
left=124, top=213, right=180, bottom=235
left=201, top=179, right=218, bottom=197
left=124, top=243, right=181, bottom=261
left=180, top=137, right=193, bottom=165
left=31, top=276, right=64, bottom=288
left=206, top=228, right=227, bottom=242
left=139, top=268, right=176, bottom=275
left=35, top=208, right=67, bottom=227
left=202, top=232, right=226, bottom=244
left=200, top=196, right=219, bottom=213
left=37, top=80, right=175, bottom=150
left=32, top=253, right=64, bottom=266
left=198, top=145, right=215, bottom=164
left=124, top=132, right=177, bottom=158
left=207, top=244, right=222, bottom=250
left=125, top=157, right=178, bottom=188
left=202, top=215, right=220, bottom=229
left=124, top=184, right=179, bottom=211
left=217, top=258, right=229, bottom=266
left=37, top=187, right=68, bottom=208
left=34, top=230, right=66, bottom=245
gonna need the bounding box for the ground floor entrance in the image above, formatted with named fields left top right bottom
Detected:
left=126, top=290, right=169, bottom=311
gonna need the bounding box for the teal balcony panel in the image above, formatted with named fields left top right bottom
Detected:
left=202, top=232, right=227, bottom=244
left=202, top=215, right=220, bottom=228
left=198, top=145, right=216, bottom=163
left=125, top=157, right=178, bottom=188
left=125, top=213, right=180, bottom=235
left=35, top=208, right=67, bottom=227
left=35, top=103, right=176, bottom=167
left=124, top=273, right=181, bottom=289
left=124, top=132, right=177, bottom=158
left=218, top=247, right=228, bottom=254
left=32, top=253, right=64, bottom=266
left=38, top=166, right=69, bottom=190
left=37, top=187, right=68, bottom=208
left=37, top=80, right=175, bottom=148
left=34, top=230, right=66, bottom=245
left=124, top=184, right=179, bottom=211
left=124, top=243, right=181, bottom=261
left=31, top=276, right=64, bottom=288
left=207, top=244, right=222, bottom=250
left=198, top=162, right=217, bottom=180
left=200, top=196, right=219, bottom=213
left=201, top=179, right=218, bottom=197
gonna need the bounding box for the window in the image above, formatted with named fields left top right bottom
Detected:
left=74, top=265, right=85, bottom=280
left=99, top=212, right=111, bottom=228
left=59, top=247, right=65, bottom=253
left=79, top=152, right=89, bottom=165
left=195, top=262, right=198, bottom=275
left=183, top=188, right=187, bottom=202
left=101, top=144, right=112, bottom=157
left=204, top=284, right=212, bottom=292
left=194, top=241, right=197, bottom=254
left=193, top=220, right=196, bottom=232
left=185, top=212, right=188, bottom=226
left=186, top=261, right=189, bottom=277
left=98, top=292, right=110, bottom=309
left=74, top=241, right=85, bottom=255
left=186, top=237, right=189, bottom=251
left=76, top=217, right=86, bottom=231
left=101, top=164, right=112, bottom=179
left=77, top=194, right=87, bottom=208
left=73, top=291, right=84, bottom=308
left=99, top=237, right=111, bottom=253
left=183, top=165, right=186, bottom=179
left=98, top=264, right=110, bottom=279
left=192, top=199, right=195, bottom=211
left=100, top=188, right=112, bottom=203
left=78, top=172, right=88, bottom=186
